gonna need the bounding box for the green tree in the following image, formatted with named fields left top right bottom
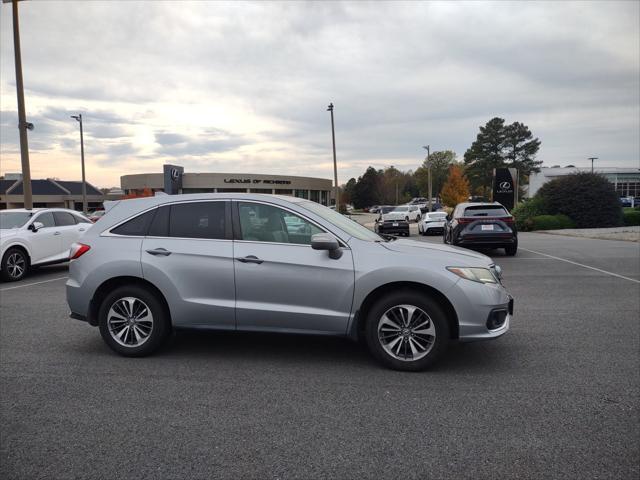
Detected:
left=341, top=178, right=356, bottom=205
left=351, top=167, right=382, bottom=209
left=440, top=165, right=470, bottom=207
left=464, top=117, right=541, bottom=197
left=415, top=150, right=457, bottom=198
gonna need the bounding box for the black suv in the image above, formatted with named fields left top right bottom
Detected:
left=443, top=202, right=517, bottom=256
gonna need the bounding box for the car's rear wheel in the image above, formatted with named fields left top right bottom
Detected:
left=1, top=248, right=29, bottom=282
left=505, top=242, right=518, bottom=256
left=364, top=290, right=450, bottom=371
left=98, top=285, right=170, bottom=357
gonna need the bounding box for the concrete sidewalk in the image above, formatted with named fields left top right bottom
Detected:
left=536, top=226, right=640, bottom=242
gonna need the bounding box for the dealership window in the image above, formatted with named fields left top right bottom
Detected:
left=310, top=190, right=320, bottom=203
left=238, top=202, right=323, bottom=245
left=295, top=189, right=308, bottom=199
left=250, top=188, right=273, bottom=194
left=217, top=188, right=248, bottom=193
left=182, top=188, right=215, bottom=193
left=320, top=191, right=328, bottom=205
left=274, top=189, right=293, bottom=196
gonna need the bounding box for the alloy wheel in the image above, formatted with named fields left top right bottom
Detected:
left=107, top=297, right=154, bottom=347
left=377, top=304, right=436, bottom=361
left=7, top=253, right=26, bottom=279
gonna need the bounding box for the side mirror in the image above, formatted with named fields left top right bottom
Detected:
left=29, top=221, right=44, bottom=232
left=311, top=233, right=343, bottom=259
left=446, top=214, right=451, bottom=222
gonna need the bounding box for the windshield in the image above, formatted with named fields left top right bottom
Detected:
left=300, top=201, right=385, bottom=242
left=0, top=212, right=32, bottom=229
left=428, top=213, right=447, bottom=219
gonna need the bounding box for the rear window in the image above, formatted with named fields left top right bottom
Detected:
left=463, top=206, right=508, bottom=217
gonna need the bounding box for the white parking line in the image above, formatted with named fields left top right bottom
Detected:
left=0, top=276, right=69, bottom=292
left=519, top=248, right=640, bottom=284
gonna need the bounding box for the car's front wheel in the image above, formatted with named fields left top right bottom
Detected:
left=1, top=248, right=29, bottom=282
left=98, top=285, right=170, bottom=357
left=364, top=290, right=450, bottom=371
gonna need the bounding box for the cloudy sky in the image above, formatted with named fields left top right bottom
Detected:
left=1, top=1, right=638, bottom=188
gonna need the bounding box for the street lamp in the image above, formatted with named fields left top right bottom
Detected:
left=327, top=103, right=339, bottom=212
left=4, top=0, right=33, bottom=209
left=422, top=145, right=432, bottom=212
left=588, top=157, right=598, bottom=174
left=71, top=114, right=87, bottom=214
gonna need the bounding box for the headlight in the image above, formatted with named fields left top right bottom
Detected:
left=447, top=266, right=497, bottom=284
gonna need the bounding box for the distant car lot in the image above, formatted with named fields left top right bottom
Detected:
left=1, top=231, right=638, bottom=479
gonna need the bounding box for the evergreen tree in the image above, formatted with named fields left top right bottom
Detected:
left=415, top=150, right=457, bottom=198
left=351, top=167, right=381, bottom=209
left=503, top=121, right=542, bottom=176
left=440, top=165, right=470, bottom=207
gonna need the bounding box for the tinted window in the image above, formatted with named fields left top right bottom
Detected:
left=148, top=205, right=170, bottom=237
left=464, top=206, right=508, bottom=217
left=170, top=202, right=225, bottom=239
left=35, top=212, right=55, bottom=228
left=238, top=202, right=322, bottom=245
left=53, top=212, right=77, bottom=226
left=111, top=209, right=156, bottom=236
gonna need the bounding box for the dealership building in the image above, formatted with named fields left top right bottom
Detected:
left=528, top=167, right=640, bottom=198
left=0, top=174, right=105, bottom=210
left=121, top=166, right=334, bottom=205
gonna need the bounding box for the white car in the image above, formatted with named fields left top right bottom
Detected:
left=382, top=205, right=422, bottom=223
left=418, top=211, right=448, bottom=236
left=0, top=208, right=92, bottom=281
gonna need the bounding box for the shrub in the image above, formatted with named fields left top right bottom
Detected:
left=623, top=208, right=640, bottom=226
left=530, top=214, right=575, bottom=230
left=536, top=172, right=623, bottom=228
left=511, top=197, right=546, bottom=231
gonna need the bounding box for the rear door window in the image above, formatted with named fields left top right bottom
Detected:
left=169, top=202, right=226, bottom=239
left=111, top=209, right=156, bottom=236
left=53, top=212, right=78, bottom=226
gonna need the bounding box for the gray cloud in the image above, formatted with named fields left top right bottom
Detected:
left=1, top=1, right=638, bottom=184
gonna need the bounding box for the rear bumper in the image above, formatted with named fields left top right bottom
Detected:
left=457, top=233, right=516, bottom=247
left=377, top=223, right=410, bottom=235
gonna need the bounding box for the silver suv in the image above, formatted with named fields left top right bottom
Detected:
left=66, top=194, right=512, bottom=371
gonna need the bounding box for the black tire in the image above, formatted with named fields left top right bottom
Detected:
left=505, top=242, right=518, bottom=256
left=364, top=289, right=450, bottom=371
left=1, top=247, right=29, bottom=282
left=405, top=216, right=409, bottom=222
left=98, top=285, right=170, bottom=357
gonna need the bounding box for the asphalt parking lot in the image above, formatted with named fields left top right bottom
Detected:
left=1, top=230, right=639, bottom=479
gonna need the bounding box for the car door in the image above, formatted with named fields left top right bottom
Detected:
left=53, top=211, right=86, bottom=259
left=27, top=212, right=61, bottom=264
left=140, top=201, right=236, bottom=329
left=232, top=200, right=355, bottom=334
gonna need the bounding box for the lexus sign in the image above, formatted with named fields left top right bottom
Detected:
left=163, top=164, right=184, bottom=194
left=493, top=168, right=518, bottom=211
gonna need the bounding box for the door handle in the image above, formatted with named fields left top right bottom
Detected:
left=146, top=248, right=172, bottom=256
left=236, top=255, right=263, bottom=264
left=79, top=228, right=86, bottom=232
left=54, top=231, right=61, bottom=236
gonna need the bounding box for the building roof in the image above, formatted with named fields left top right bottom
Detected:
left=9, top=179, right=68, bottom=195
left=54, top=180, right=103, bottom=196
left=0, top=179, right=17, bottom=194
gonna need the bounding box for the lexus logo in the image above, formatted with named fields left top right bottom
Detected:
left=499, top=181, right=511, bottom=190
left=170, top=168, right=181, bottom=181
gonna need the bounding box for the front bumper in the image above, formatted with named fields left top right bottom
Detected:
left=445, top=278, right=513, bottom=342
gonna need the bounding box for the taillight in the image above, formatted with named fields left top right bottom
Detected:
left=457, top=218, right=474, bottom=224
left=69, top=243, right=91, bottom=260
left=500, top=217, right=514, bottom=224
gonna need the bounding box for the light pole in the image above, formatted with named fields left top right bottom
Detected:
left=71, top=114, right=87, bottom=214
left=422, top=145, right=432, bottom=212
left=327, top=103, right=339, bottom=212
left=5, top=0, right=33, bottom=209
left=588, top=157, right=598, bottom=174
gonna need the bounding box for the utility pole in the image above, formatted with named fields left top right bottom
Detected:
left=71, top=114, right=87, bottom=213
left=6, top=0, right=32, bottom=209
left=423, top=145, right=432, bottom=212
left=327, top=103, right=339, bottom=212
left=588, top=157, right=598, bottom=174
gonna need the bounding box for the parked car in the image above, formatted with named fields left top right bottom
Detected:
left=66, top=194, right=512, bottom=371
left=1, top=208, right=92, bottom=281
left=443, top=202, right=517, bottom=256
left=375, top=205, right=394, bottom=221
left=368, top=205, right=380, bottom=214
left=382, top=205, right=422, bottom=223
left=88, top=210, right=106, bottom=222
left=418, top=211, right=448, bottom=236
left=375, top=218, right=410, bottom=237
